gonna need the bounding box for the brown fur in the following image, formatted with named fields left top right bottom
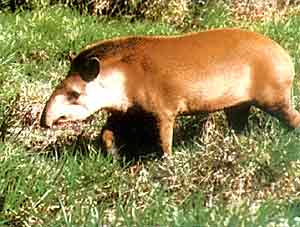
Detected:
left=41, top=28, right=300, bottom=156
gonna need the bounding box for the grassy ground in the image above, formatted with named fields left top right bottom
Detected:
left=1, top=5, right=300, bottom=226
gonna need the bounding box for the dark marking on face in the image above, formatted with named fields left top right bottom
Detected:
left=66, top=90, right=81, bottom=103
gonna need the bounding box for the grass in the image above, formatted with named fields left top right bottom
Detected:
left=0, top=4, right=300, bottom=226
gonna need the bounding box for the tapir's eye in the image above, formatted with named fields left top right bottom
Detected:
left=67, top=91, right=81, bottom=103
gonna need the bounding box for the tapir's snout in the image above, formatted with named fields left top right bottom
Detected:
left=40, top=101, right=59, bottom=128
left=39, top=85, right=100, bottom=128
left=39, top=92, right=71, bottom=128
left=40, top=105, right=76, bottom=128
left=40, top=106, right=50, bottom=128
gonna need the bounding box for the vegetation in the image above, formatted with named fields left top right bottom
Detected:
left=0, top=2, right=300, bottom=226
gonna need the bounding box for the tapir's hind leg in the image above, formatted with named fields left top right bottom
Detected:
left=263, top=103, right=300, bottom=129
left=257, top=92, right=300, bottom=129
left=225, top=104, right=251, bottom=133
left=283, top=108, right=300, bottom=129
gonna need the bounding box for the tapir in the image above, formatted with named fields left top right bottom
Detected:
left=40, top=28, right=300, bottom=156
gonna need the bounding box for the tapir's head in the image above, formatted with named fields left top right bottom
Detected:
left=40, top=56, right=130, bottom=128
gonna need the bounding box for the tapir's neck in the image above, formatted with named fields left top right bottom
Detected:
left=82, top=69, right=132, bottom=113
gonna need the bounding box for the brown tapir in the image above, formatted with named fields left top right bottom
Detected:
left=40, top=28, right=300, bottom=157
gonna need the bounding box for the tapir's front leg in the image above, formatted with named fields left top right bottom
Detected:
left=101, top=128, right=120, bottom=160
left=157, top=113, right=175, bottom=157
left=100, top=113, right=123, bottom=160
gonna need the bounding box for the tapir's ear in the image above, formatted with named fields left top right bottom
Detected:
left=80, top=57, right=101, bottom=82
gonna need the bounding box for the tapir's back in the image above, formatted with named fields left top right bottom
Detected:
left=123, top=29, right=292, bottom=112
left=78, top=29, right=292, bottom=83
left=142, top=29, right=292, bottom=81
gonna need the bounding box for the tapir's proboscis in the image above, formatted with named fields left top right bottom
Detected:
left=40, top=28, right=300, bottom=157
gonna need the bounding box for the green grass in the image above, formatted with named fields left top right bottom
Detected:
left=1, top=5, right=300, bottom=226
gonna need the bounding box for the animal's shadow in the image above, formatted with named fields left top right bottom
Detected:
left=41, top=112, right=208, bottom=163
left=98, top=111, right=210, bottom=162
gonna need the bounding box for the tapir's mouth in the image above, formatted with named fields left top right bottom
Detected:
left=52, top=115, right=94, bottom=128
left=52, top=117, right=74, bottom=127
left=49, top=118, right=84, bottom=133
